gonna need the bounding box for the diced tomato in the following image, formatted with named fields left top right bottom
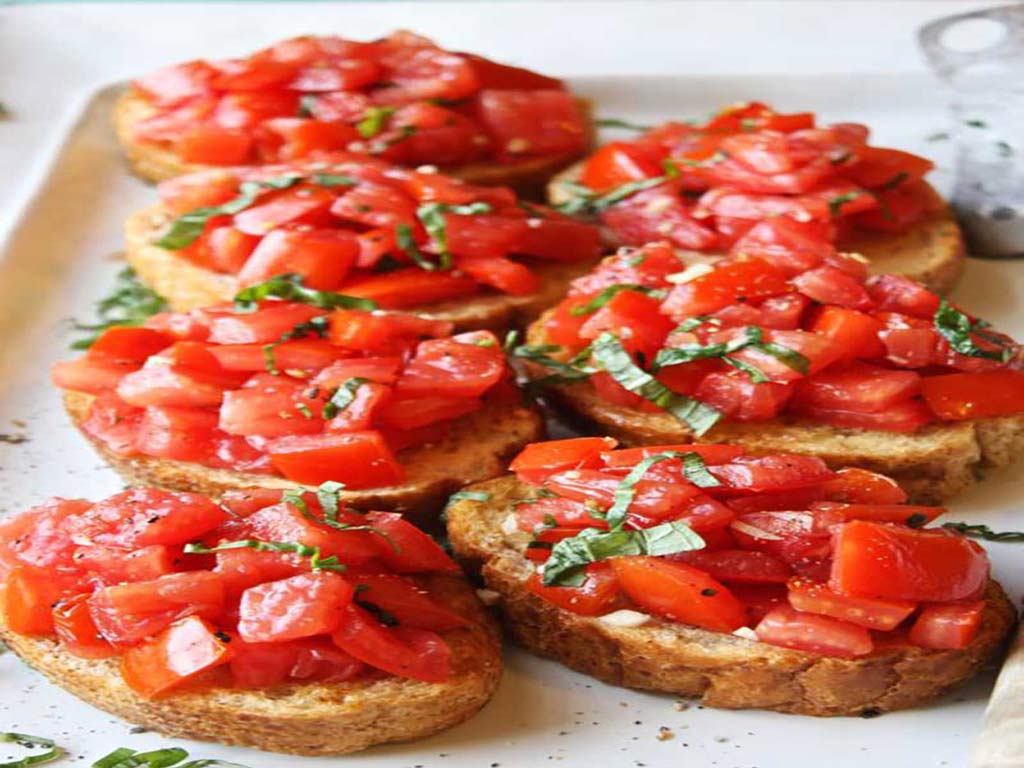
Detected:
left=341, top=269, right=479, bottom=310
left=242, top=502, right=381, bottom=565
left=547, top=467, right=701, bottom=521
left=730, top=508, right=844, bottom=565
left=670, top=549, right=791, bottom=584
left=89, top=571, right=226, bottom=646
left=731, top=583, right=788, bottom=624
left=176, top=126, right=254, bottom=165
left=396, top=334, right=505, bottom=399
left=907, top=601, right=985, bottom=650
left=510, top=437, right=617, bottom=485
left=116, top=365, right=229, bottom=408
left=792, top=266, right=872, bottom=310
left=3, top=566, right=70, bottom=635
left=331, top=604, right=450, bottom=683
left=527, top=563, right=621, bottom=616
left=600, top=444, right=742, bottom=469
left=229, top=637, right=364, bottom=687
left=866, top=274, right=941, bottom=319
left=207, top=303, right=325, bottom=345
left=72, top=544, right=178, bottom=585
left=661, top=258, right=791, bottom=319
left=51, top=356, right=139, bottom=395
left=327, top=308, right=452, bottom=353
left=374, top=46, right=479, bottom=104
left=811, top=502, right=942, bottom=526
left=787, top=578, right=916, bottom=630
left=581, top=141, right=663, bottom=191
left=88, top=328, right=173, bottom=365
left=709, top=454, right=833, bottom=494
left=377, top=393, right=479, bottom=430
left=600, top=182, right=719, bottom=251
left=853, top=179, right=934, bottom=232
left=820, top=468, right=908, bottom=504
left=232, top=186, right=336, bottom=235
left=134, top=61, right=216, bottom=107
left=157, top=171, right=241, bottom=214
left=830, top=520, right=989, bottom=602
left=611, top=556, right=747, bottom=632
left=475, top=89, right=586, bottom=157
left=257, top=118, right=358, bottom=161
left=455, top=255, right=539, bottom=295
left=0, top=498, right=89, bottom=575
left=134, top=406, right=217, bottom=463
left=846, top=147, right=934, bottom=189
left=807, top=305, right=885, bottom=360
left=51, top=593, right=116, bottom=658
left=795, top=398, right=934, bottom=433
left=663, top=494, right=736, bottom=533
left=213, top=90, right=299, bottom=129
left=354, top=573, right=469, bottom=630
left=921, top=371, right=1024, bottom=421
left=755, top=605, right=872, bottom=658
left=312, top=356, right=403, bottom=387
left=66, top=488, right=228, bottom=548
left=80, top=394, right=144, bottom=456
left=236, top=228, right=358, bottom=290
left=120, top=616, right=234, bottom=698
left=694, top=371, right=792, bottom=421
left=791, top=363, right=920, bottom=414
left=364, top=512, right=459, bottom=573
left=267, top=431, right=404, bottom=487
left=238, top=571, right=354, bottom=642
left=515, top=496, right=601, bottom=531
left=578, top=290, right=674, bottom=358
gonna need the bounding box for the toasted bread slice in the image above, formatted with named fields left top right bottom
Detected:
left=524, top=318, right=1024, bottom=504
left=547, top=162, right=965, bottom=294
left=123, top=202, right=599, bottom=329
left=0, top=572, right=502, bottom=755
left=446, top=475, right=1016, bottom=717
left=114, top=90, right=593, bottom=197
left=65, top=390, right=543, bottom=524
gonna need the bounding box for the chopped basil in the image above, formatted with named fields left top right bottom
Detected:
left=510, top=343, right=593, bottom=385
left=0, top=733, right=63, bottom=768
left=309, top=172, right=358, bottom=187
left=417, top=201, right=493, bottom=269
left=395, top=223, right=442, bottom=271
left=934, top=300, right=1015, bottom=362
left=675, top=315, right=722, bottom=333
left=926, top=131, right=949, bottom=142
left=322, top=377, right=371, bottom=419
left=154, top=173, right=304, bottom=250
left=356, top=599, right=400, bottom=626
left=184, top=539, right=347, bottom=572
left=876, top=171, right=909, bottom=191
left=827, top=190, right=864, bottom=217
left=942, top=522, right=1024, bottom=542
left=541, top=521, right=705, bottom=587
left=315, top=480, right=346, bottom=522
left=356, top=106, right=396, bottom=139
left=71, top=267, right=169, bottom=349
left=652, top=326, right=809, bottom=381
left=92, top=747, right=248, bottom=768
left=591, top=333, right=721, bottom=435
left=965, top=119, right=988, bottom=129
left=569, top=284, right=667, bottom=316
left=605, top=451, right=720, bottom=529
left=996, top=140, right=1014, bottom=158
left=261, top=315, right=331, bottom=374
left=297, top=94, right=318, bottom=118
left=556, top=176, right=668, bottom=216
left=595, top=117, right=653, bottom=132
left=233, top=273, right=377, bottom=312
left=447, top=490, right=492, bottom=505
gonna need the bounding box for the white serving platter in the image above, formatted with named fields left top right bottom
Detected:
left=0, top=74, right=1021, bottom=768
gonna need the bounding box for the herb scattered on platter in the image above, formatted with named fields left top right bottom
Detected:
left=71, top=267, right=168, bottom=349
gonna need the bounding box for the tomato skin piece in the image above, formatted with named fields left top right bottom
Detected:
left=238, top=571, right=354, bottom=643
left=546, top=467, right=701, bottom=522
left=846, top=147, right=934, bottom=189
left=354, top=573, right=469, bottom=630
left=807, top=305, right=885, bottom=360
left=820, top=468, right=908, bottom=505
left=527, top=563, right=621, bottom=616
left=51, top=357, right=140, bottom=395
left=331, top=604, right=451, bottom=683
left=120, top=616, right=234, bottom=698
left=578, top=290, right=674, bottom=359
left=340, top=268, right=479, bottom=310
left=610, top=556, right=747, bottom=633
left=791, top=363, right=921, bottom=414
left=267, top=431, right=404, bottom=487
left=115, top=365, right=229, bottom=408
left=811, top=501, right=942, bottom=526
left=88, top=327, right=173, bottom=365
left=830, top=520, right=989, bottom=602
left=791, top=266, right=873, bottom=310
left=907, top=601, right=985, bottom=650
left=396, top=333, right=505, bottom=399
left=866, top=274, right=941, bottom=319
left=708, top=454, right=833, bottom=494
left=3, top=566, right=70, bottom=635
left=364, top=512, right=459, bottom=573
left=475, top=89, right=586, bottom=157
left=921, top=371, right=1024, bottom=421
left=581, top=141, right=663, bottom=191
left=787, top=578, right=916, bottom=631
left=509, top=437, right=617, bottom=485
left=755, top=605, right=873, bottom=658
left=52, top=593, right=117, bottom=659
left=237, top=228, right=358, bottom=290
left=242, top=502, right=381, bottom=565
left=455, top=254, right=539, bottom=296
left=514, top=496, right=601, bottom=532
left=730, top=217, right=831, bottom=275
left=670, top=549, right=792, bottom=585
left=600, top=444, right=743, bottom=469
left=229, top=637, right=364, bottom=687
left=795, top=398, right=934, bottom=433
left=176, top=126, right=254, bottom=165
left=694, top=372, right=793, bottom=421
left=72, top=544, right=178, bottom=585
left=327, top=308, right=452, bottom=354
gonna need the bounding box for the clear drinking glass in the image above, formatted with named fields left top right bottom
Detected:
left=919, top=4, right=1024, bottom=258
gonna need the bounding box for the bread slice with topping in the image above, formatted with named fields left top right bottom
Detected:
left=446, top=474, right=1015, bottom=717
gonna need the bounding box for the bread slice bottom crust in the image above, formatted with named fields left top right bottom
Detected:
left=114, top=90, right=592, bottom=197
left=524, top=318, right=1024, bottom=505
left=0, top=573, right=502, bottom=755
left=123, top=202, right=600, bottom=331
left=65, top=390, right=544, bottom=523
left=546, top=162, right=965, bottom=294
left=446, top=475, right=1016, bottom=717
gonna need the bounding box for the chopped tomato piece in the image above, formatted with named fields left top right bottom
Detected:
left=52, top=594, right=117, bottom=659
left=364, top=512, right=459, bottom=573
left=120, top=616, right=234, bottom=698
left=807, top=305, right=885, bottom=360
left=820, top=468, right=908, bottom=504
left=475, top=89, right=586, bottom=157
left=791, top=363, right=920, bottom=414
left=176, top=126, right=254, bottom=165
left=331, top=604, right=450, bottom=683
left=510, top=437, right=617, bottom=485
left=3, top=566, right=69, bottom=635
left=527, top=563, right=621, bottom=616
left=354, top=573, right=469, bottom=630
left=581, top=141, right=663, bottom=191
left=237, top=228, right=358, bottom=290
left=811, top=501, right=942, bottom=526
left=395, top=334, right=505, bottom=399
left=921, top=371, right=1024, bottom=421
left=267, top=431, right=404, bottom=487
left=755, top=605, right=873, bottom=658
left=787, top=578, right=916, bottom=631
left=708, top=455, right=833, bottom=494
left=229, top=637, right=364, bottom=687
left=907, top=601, right=985, bottom=650
left=661, top=258, right=791, bottom=319
left=670, top=549, right=791, bottom=584
left=341, top=269, right=479, bottom=310
left=238, top=572, right=354, bottom=642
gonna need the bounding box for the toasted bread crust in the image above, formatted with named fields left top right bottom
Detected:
left=65, top=390, right=544, bottom=524
left=123, top=202, right=600, bottom=330
left=524, top=317, right=1024, bottom=504
left=115, top=90, right=593, bottom=197
left=0, top=573, right=502, bottom=755
left=547, top=162, right=965, bottom=294
left=446, top=475, right=1016, bottom=716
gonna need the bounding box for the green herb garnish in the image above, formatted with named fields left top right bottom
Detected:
left=394, top=223, right=442, bottom=271
left=828, top=190, right=865, bottom=217
left=446, top=490, right=492, bottom=506
left=233, top=273, right=377, bottom=313
left=184, top=539, right=348, bottom=572
left=297, top=94, right=318, bottom=118
left=72, top=267, right=168, bottom=349
left=652, top=325, right=809, bottom=382
left=510, top=343, right=593, bottom=386
left=595, top=117, right=653, bottom=132
left=416, top=201, right=493, bottom=269
left=942, top=522, right=1024, bottom=542
left=92, top=747, right=247, bottom=768
left=604, top=451, right=720, bottom=529
left=569, top=284, right=667, bottom=316
left=556, top=176, right=668, bottom=216
left=356, top=106, right=396, bottom=139
left=0, top=733, right=63, bottom=768
left=322, top=377, right=371, bottom=419
left=934, top=300, right=1014, bottom=362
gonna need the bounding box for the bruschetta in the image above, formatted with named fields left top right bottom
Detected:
left=123, top=154, right=602, bottom=326
left=0, top=485, right=501, bottom=754
left=51, top=283, right=543, bottom=520
left=520, top=241, right=1024, bottom=503
left=446, top=437, right=1015, bottom=716
left=547, top=102, right=964, bottom=293
left=115, top=31, right=593, bottom=192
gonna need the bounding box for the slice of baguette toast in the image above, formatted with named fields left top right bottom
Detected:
left=123, top=202, right=600, bottom=329
left=446, top=475, right=1016, bottom=717
left=114, top=90, right=594, bottom=197
left=0, top=572, right=502, bottom=755
left=524, top=317, right=1024, bottom=504
left=65, top=390, right=544, bottom=524
left=547, top=162, right=965, bottom=294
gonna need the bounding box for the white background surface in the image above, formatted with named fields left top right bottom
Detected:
left=1, top=3, right=1022, bottom=768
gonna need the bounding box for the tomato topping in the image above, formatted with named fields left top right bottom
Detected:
left=819, top=468, right=908, bottom=504
left=52, top=594, right=117, bottom=659
left=787, top=578, right=916, bottom=631
left=120, top=616, right=234, bottom=698
left=238, top=572, right=354, bottom=642
left=509, top=437, right=617, bottom=485
left=921, top=370, right=1024, bottom=421
left=907, top=601, right=985, bottom=650
left=755, top=605, right=873, bottom=658
left=527, top=563, right=621, bottom=616
left=830, top=521, right=988, bottom=602
left=331, top=604, right=451, bottom=683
